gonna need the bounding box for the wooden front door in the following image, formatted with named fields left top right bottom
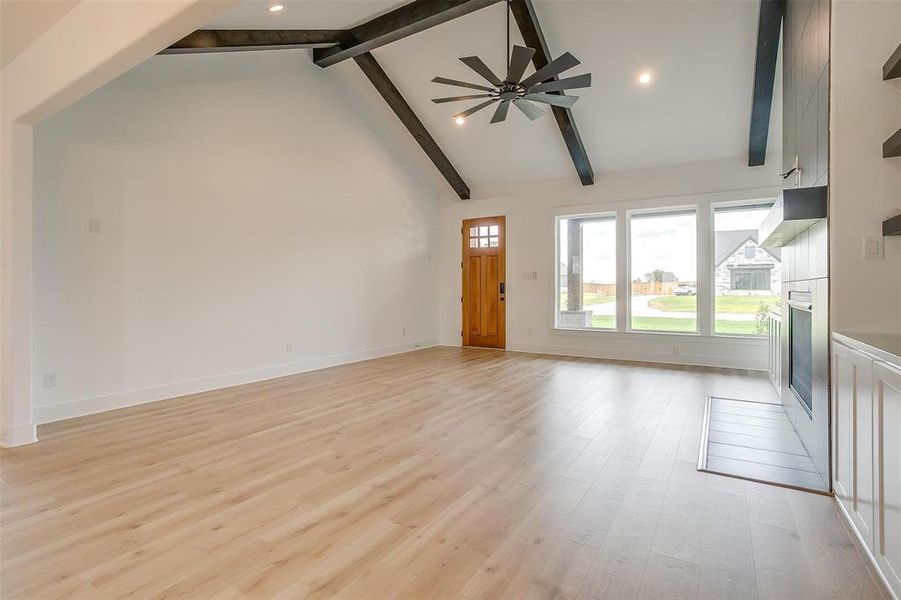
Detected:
left=462, top=216, right=506, bottom=349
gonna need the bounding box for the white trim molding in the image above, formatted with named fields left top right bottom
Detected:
left=1, top=422, right=38, bottom=447
left=507, top=339, right=767, bottom=371
left=439, top=336, right=768, bottom=371
left=33, top=340, right=437, bottom=425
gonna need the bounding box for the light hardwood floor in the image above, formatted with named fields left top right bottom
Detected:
left=0, top=347, right=887, bottom=599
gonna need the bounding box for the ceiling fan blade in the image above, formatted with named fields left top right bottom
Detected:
left=452, top=98, right=500, bottom=120
left=528, top=73, right=591, bottom=93
left=459, top=56, right=503, bottom=86
left=519, top=52, right=581, bottom=88
left=513, top=99, right=545, bottom=121
left=522, top=93, right=580, bottom=108
left=506, top=45, right=535, bottom=84
left=431, top=94, right=496, bottom=104
left=490, top=100, right=511, bottom=124
left=431, top=77, right=496, bottom=93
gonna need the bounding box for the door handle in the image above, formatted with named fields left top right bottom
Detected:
left=499, top=282, right=505, bottom=294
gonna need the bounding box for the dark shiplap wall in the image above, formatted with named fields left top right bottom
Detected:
left=783, top=0, right=830, bottom=188
left=779, top=0, right=831, bottom=486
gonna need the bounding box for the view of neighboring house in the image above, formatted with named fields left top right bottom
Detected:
left=714, top=229, right=781, bottom=296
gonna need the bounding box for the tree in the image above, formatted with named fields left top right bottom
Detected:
left=644, top=269, right=677, bottom=283
left=755, top=302, right=771, bottom=335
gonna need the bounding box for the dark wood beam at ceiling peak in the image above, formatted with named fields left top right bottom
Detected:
left=313, top=0, right=502, bottom=68
left=160, top=30, right=353, bottom=54
left=509, top=0, right=594, bottom=185
left=747, top=0, right=784, bottom=167
left=354, top=52, right=471, bottom=200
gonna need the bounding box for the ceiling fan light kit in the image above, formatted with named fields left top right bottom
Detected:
left=431, top=0, right=591, bottom=125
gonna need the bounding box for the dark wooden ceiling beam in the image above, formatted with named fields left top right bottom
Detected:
left=354, top=52, right=470, bottom=199
left=747, top=0, right=784, bottom=166
left=509, top=0, right=594, bottom=186
left=313, top=0, right=502, bottom=68
left=160, top=30, right=352, bottom=54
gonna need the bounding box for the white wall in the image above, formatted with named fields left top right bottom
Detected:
left=2, top=0, right=236, bottom=447
left=438, top=158, right=782, bottom=371
left=33, top=50, right=441, bottom=423
left=830, top=0, right=901, bottom=334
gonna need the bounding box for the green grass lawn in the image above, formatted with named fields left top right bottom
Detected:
left=589, top=315, right=761, bottom=335
left=648, top=295, right=780, bottom=313
left=590, top=315, right=616, bottom=329
left=560, top=292, right=616, bottom=306
left=590, top=315, right=698, bottom=332
left=630, top=317, right=698, bottom=332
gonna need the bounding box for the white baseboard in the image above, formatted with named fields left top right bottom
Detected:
left=443, top=337, right=763, bottom=371
left=1, top=422, right=39, bottom=447
left=34, top=340, right=438, bottom=424
left=506, top=342, right=766, bottom=371
left=833, top=496, right=898, bottom=600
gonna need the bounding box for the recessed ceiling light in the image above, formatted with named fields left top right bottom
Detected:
left=638, top=72, right=652, bottom=85
left=454, top=116, right=466, bottom=126
left=269, top=4, right=284, bottom=12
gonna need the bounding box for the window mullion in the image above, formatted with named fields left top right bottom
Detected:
left=697, top=202, right=713, bottom=336
left=617, top=209, right=628, bottom=332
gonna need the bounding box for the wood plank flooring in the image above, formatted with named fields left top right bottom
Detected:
left=0, top=347, right=888, bottom=599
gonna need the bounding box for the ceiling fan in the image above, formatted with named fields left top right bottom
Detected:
left=430, top=0, right=591, bottom=124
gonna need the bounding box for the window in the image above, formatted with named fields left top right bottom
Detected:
left=629, top=210, right=697, bottom=333
left=557, top=215, right=616, bottom=329
left=731, top=267, right=771, bottom=291
left=554, top=199, right=777, bottom=337
left=469, top=225, right=499, bottom=248
left=713, top=203, right=781, bottom=336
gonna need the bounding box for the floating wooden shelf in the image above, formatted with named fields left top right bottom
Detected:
left=885, top=128, right=901, bottom=158
left=885, top=42, right=901, bottom=80
left=885, top=214, right=901, bottom=237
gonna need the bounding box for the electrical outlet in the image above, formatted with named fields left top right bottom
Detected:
left=402, top=328, right=407, bottom=336
left=527, top=327, right=533, bottom=336
left=88, top=218, right=102, bottom=234
left=286, top=342, right=293, bottom=353
left=43, top=373, right=57, bottom=388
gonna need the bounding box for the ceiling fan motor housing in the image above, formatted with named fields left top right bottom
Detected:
left=499, top=83, right=526, bottom=101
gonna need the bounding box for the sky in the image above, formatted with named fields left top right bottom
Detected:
left=559, top=205, right=772, bottom=285
left=630, top=212, right=696, bottom=283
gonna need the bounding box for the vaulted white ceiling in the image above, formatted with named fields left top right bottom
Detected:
left=205, top=0, right=779, bottom=188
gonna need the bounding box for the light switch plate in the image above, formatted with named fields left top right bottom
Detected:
left=863, top=236, right=884, bottom=261
left=88, top=218, right=102, bottom=234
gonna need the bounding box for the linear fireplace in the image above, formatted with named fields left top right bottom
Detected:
left=780, top=269, right=829, bottom=489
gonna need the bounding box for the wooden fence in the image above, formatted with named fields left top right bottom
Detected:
left=580, top=281, right=687, bottom=296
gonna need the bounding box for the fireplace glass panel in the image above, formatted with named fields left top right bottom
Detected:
left=790, top=307, right=813, bottom=413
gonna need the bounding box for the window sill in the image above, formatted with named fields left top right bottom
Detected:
left=712, top=333, right=769, bottom=341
